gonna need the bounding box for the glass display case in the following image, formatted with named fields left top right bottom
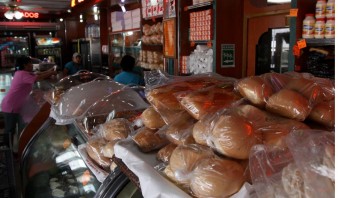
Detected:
left=21, top=118, right=102, bottom=198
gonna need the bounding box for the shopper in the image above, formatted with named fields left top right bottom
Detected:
left=63, top=52, right=83, bottom=76
left=114, top=55, right=145, bottom=86
left=1, top=56, right=57, bottom=139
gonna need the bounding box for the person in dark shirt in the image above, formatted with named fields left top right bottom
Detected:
left=114, top=55, right=144, bottom=86
left=63, top=52, right=83, bottom=76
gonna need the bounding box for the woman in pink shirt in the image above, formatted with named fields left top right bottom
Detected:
left=1, top=56, right=57, bottom=140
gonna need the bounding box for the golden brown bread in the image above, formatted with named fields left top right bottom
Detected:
left=169, top=144, right=214, bottom=184
left=178, top=85, right=241, bottom=120
left=132, top=127, right=168, bottom=152
left=86, top=138, right=111, bottom=169
left=101, top=118, right=132, bottom=141
left=236, top=76, right=274, bottom=107
left=141, top=106, right=166, bottom=129
left=190, top=157, right=245, bottom=198
left=308, top=100, right=335, bottom=128
left=156, top=143, right=177, bottom=163
left=266, top=89, right=310, bottom=121
left=211, top=113, right=260, bottom=159
left=192, top=119, right=211, bottom=146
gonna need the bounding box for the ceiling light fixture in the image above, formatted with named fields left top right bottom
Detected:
left=4, top=9, right=23, bottom=20
left=79, top=14, right=83, bottom=23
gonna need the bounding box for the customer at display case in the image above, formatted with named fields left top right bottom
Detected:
left=63, top=52, right=83, bottom=76
left=114, top=55, right=145, bottom=86
left=1, top=56, right=57, bottom=140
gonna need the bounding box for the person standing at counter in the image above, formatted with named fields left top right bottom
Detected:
left=1, top=56, right=57, bottom=141
left=63, top=52, right=83, bottom=76
left=114, top=55, right=145, bottom=86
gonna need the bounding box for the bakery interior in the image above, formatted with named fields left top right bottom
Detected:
left=0, top=0, right=335, bottom=198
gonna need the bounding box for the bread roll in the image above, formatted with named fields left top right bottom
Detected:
left=190, top=157, right=245, bottom=198
left=156, top=143, right=177, bottom=163
left=311, top=77, right=335, bottom=101
left=102, top=118, right=132, bottom=141
left=164, top=113, right=196, bottom=145
left=266, top=89, right=310, bottom=121
left=141, top=106, right=166, bottom=129
left=211, top=114, right=259, bottom=159
left=192, top=120, right=210, bottom=146
left=284, top=77, right=323, bottom=104
left=169, top=144, right=214, bottom=184
left=236, top=76, right=274, bottom=107
left=308, top=100, right=335, bottom=128
left=179, top=85, right=241, bottom=120
left=86, top=138, right=111, bottom=169
left=132, top=127, right=168, bottom=152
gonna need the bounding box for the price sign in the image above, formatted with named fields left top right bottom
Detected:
left=297, top=39, right=307, bottom=49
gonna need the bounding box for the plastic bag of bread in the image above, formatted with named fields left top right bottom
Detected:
left=85, top=138, right=111, bottom=169
left=156, top=143, right=177, bottom=163
left=285, top=130, right=335, bottom=198
left=235, top=75, right=274, bottom=108
left=249, top=144, right=297, bottom=198
left=132, top=127, right=168, bottom=152
left=307, top=100, right=335, bottom=128
left=266, top=89, right=311, bottom=121
left=141, top=106, right=166, bottom=129
left=145, top=70, right=236, bottom=124
left=169, top=144, right=214, bottom=185
left=98, top=118, right=133, bottom=142
left=176, top=83, right=242, bottom=120
left=189, top=157, right=245, bottom=198
left=157, top=112, right=196, bottom=145
left=261, top=72, right=291, bottom=92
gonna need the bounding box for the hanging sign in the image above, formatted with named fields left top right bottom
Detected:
left=23, top=12, right=39, bottom=18
left=163, top=18, right=176, bottom=58
left=221, top=44, right=235, bottom=68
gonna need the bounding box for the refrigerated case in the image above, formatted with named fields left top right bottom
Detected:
left=0, top=35, right=30, bottom=72
left=72, top=38, right=101, bottom=73
left=20, top=117, right=143, bottom=198
left=35, top=37, right=62, bottom=70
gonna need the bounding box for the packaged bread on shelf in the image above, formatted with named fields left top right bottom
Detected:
left=85, top=138, right=111, bottom=169
left=156, top=143, right=177, bottom=163
left=169, top=144, right=214, bottom=185
left=176, top=83, right=242, bottom=120
left=141, top=106, right=166, bottom=129
left=308, top=100, right=335, bottom=128
left=189, top=157, right=245, bottom=198
left=132, top=127, right=168, bottom=152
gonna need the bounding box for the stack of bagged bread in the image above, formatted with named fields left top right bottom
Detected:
left=85, top=118, right=134, bottom=171
left=235, top=72, right=334, bottom=128
left=131, top=70, right=334, bottom=197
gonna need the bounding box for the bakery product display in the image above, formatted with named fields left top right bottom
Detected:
left=132, top=127, right=168, bottom=152
left=141, top=106, right=166, bottom=129
left=101, top=118, right=133, bottom=141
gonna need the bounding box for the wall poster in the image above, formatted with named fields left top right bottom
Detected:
left=163, top=0, right=176, bottom=18
left=221, top=44, right=235, bottom=68
left=163, top=18, right=176, bottom=58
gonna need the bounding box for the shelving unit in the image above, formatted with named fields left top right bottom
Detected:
left=178, top=0, right=216, bottom=75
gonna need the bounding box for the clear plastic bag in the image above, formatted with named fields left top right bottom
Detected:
left=76, top=87, right=149, bottom=135
left=249, top=129, right=335, bottom=198
left=44, top=71, right=111, bottom=104
left=144, top=70, right=236, bottom=124
left=51, top=78, right=123, bottom=124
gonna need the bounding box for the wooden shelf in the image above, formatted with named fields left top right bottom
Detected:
left=305, top=38, right=335, bottom=46
left=186, top=1, right=213, bottom=10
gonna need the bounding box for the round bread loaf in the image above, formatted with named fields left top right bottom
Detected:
left=165, top=113, right=196, bottom=145
left=102, top=140, right=118, bottom=158
left=308, top=100, right=335, bottom=128
left=190, top=157, right=245, bottom=198
left=132, top=127, right=168, bottom=152
left=211, top=114, right=259, bottom=159
left=236, top=76, right=274, bottom=107
left=102, top=118, right=132, bottom=141
left=156, top=143, right=177, bottom=163
left=266, top=89, right=310, bottom=121
left=86, top=138, right=111, bottom=169
left=192, top=120, right=210, bottom=146
left=141, top=106, right=166, bottom=129
left=169, top=144, right=214, bottom=184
